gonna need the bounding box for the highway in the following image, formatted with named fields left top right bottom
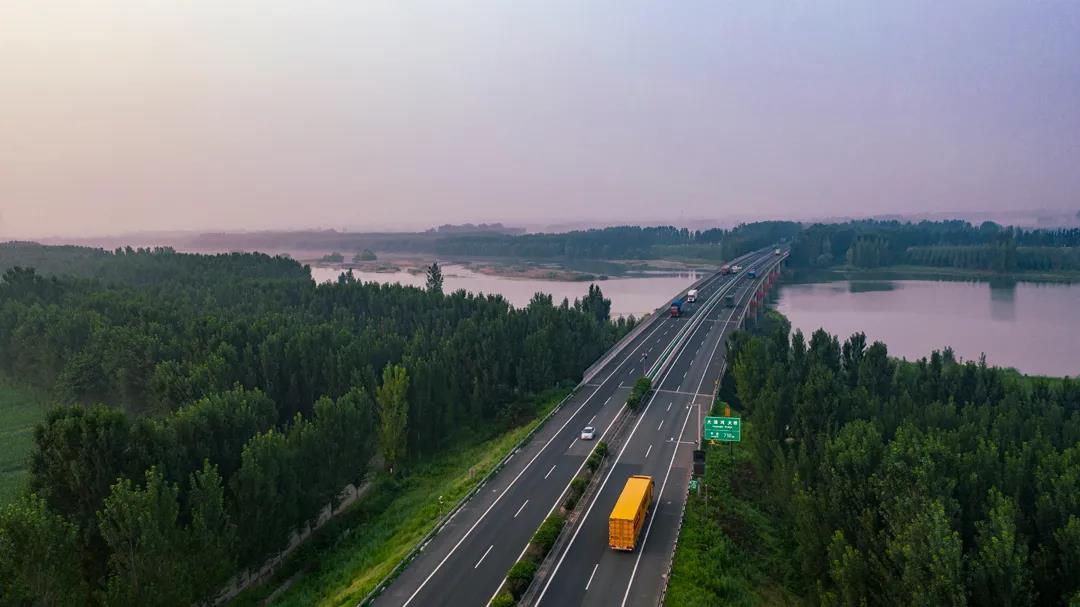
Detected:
left=534, top=250, right=783, bottom=607
left=370, top=248, right=778, bottom=607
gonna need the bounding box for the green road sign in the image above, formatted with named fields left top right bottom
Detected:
left=704, top=416, right=741, bottom=442
left=689, top=478, right=698, bottom=491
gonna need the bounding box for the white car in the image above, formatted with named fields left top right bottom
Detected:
left=580, top=426, right=596, bottom=440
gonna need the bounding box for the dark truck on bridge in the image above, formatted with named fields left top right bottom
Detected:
left=670, top=297, right=686, bottom=317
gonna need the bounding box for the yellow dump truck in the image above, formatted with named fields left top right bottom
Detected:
left=608, top=475, right=654, bottom=551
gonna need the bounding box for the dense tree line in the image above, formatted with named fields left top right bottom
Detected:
left=0, top=245, right=632, bottom=604
left=724, top=312, right=1080, bottom=605
left=789, top=220, right=1080, bottom=272
left=189, top=222, right=802, bottom=262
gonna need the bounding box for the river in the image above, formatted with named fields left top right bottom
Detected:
left=308, top=264, right=700, bottom=319
left=774, top=279, right=1080, bottom=377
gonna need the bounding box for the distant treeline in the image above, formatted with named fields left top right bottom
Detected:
left=722, top=312, right=1080, bottom=605
left=187, top=222, right=803, bottom=261
left=0, top=245, right=632, bottom=605
left=789, top=220, right=1080, bottom=272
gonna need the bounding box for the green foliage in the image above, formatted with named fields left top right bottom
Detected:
left=353, top=249, right=377, bottom=262
left=0, top=244, right=634, bottom=603
left=98, top=467, right=191, bottom=606
left=506, top=559, right=538, bottom=599
left=232, top=391, right=565, bottom=606
left=788, top=219, right=1080, bottom=273
left=530, top=514, right=566, bottom=554
left=321, top=252, right=345, bottom=263
left=0, top=494, right=87, bottom=605
left=594, top=441, right=608, bottom=457
left=376, top=365, right=410, bottom=473
left=712, top=316, right=1080, bottom=605
left=425, top=261, right=444, bottom=293
left=626, top=376, right=652, bottom=410
left=490, top=591, right=516, bottom=607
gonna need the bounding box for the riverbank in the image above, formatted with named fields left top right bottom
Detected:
left=789, top=264, right=1080, bottom=284
left=305, top=253, right=715, bottom=284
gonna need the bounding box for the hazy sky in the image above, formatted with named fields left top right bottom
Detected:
left=3, top=1, right=1079, bottom=237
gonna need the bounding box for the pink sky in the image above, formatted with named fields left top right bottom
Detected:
left=3, top=1, right=1079, bottom=238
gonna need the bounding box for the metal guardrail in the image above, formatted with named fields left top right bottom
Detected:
left=357, top=261, right=751, bottom=606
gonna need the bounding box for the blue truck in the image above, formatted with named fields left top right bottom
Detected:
left=670, top=297, right=686, bottom=318
left=747, top=269, right=757, bottom=279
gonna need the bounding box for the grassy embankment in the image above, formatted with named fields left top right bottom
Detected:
left=666, top=417, right=797, bottom=607
left=0, top=378, right=53, bottom=505
left=230, top=389, right=569, bottom=607
left=790, top=264, right=1080, bottom=284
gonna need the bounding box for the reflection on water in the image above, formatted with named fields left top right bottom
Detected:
left=848, top=281, right=897, bottom=294
left=775, top=280, right=1080, bottom=377
left=989, top=282, right=1017, bottom=322
left=308, top=264, right=700, bottom=319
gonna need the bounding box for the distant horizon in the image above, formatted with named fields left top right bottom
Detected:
left=4, top=2, right=1079, bottom=239
left=6, top=206, right=1078, bottom=246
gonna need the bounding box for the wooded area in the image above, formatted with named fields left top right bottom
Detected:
left=714, top=311, right=1080, bottom=606
left=789, top=220, right=1080, bottom=272
left=0, top=245, right=632, bottom=605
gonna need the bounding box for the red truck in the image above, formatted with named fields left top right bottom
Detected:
left=670, top=297, right=686, bottom=317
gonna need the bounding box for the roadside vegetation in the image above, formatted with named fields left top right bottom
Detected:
left=0, top=245, right=632, bottom=605
left=667, top=420, right=795, bottom=606
left=670, top=309, right=1080, bottom=606
left=231, top=389, right=567, bottom=607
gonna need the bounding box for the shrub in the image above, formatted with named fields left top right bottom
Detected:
left=571, top=477, right=587, bottom=497
left=586, top=453, right=600, bottom=472
left=491, top=592, right=516, bottom=607
left=626, top=376, right=652, bottom=410
left=563, top=494, right=578, bottom=510
left=531, top=514, right=566, bottom=553
left=507, top=559, right=538, bottom=598
left=594, top=441, right=608, bottom=457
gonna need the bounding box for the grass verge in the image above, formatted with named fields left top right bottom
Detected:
left=0, top=377, right=53, bottom=505
left=229, top=389, right=569, bottom=607
left=666, top=420, right=796, bottom=607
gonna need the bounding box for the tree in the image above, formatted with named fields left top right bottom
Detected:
left=886, top=500, right=966, bottom=607
left=185, top=461, right=236, bottom=604
left=376, top=364, right=410, bottom=473
left=353, top=249, right=377, bottom=262
left=0, top=495, right=87, bottom=605
left=968, top=489, right=1033, bottom=607
left=98, top=467, right=191, bottom=607
left=577, top=283, right=611, bottom=323
left=426, top=261, right=444, bottom=294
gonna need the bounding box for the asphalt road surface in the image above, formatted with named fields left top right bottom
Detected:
left=372, top=248, right=778, bottom=607
left=535, top=251, right=783, bottom=607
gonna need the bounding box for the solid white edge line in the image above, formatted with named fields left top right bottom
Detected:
left=534, top=250, right=777, bottom=606
left=401, top=307, right=676, bottom=606
left=533, top=256, right=744, bottom=605
left=483, top=270, right=734, bottom=607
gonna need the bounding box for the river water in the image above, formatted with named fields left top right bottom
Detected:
left=309, top=264, right=700, bottom=319
left=774, top=280, right=1080, bottom=377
